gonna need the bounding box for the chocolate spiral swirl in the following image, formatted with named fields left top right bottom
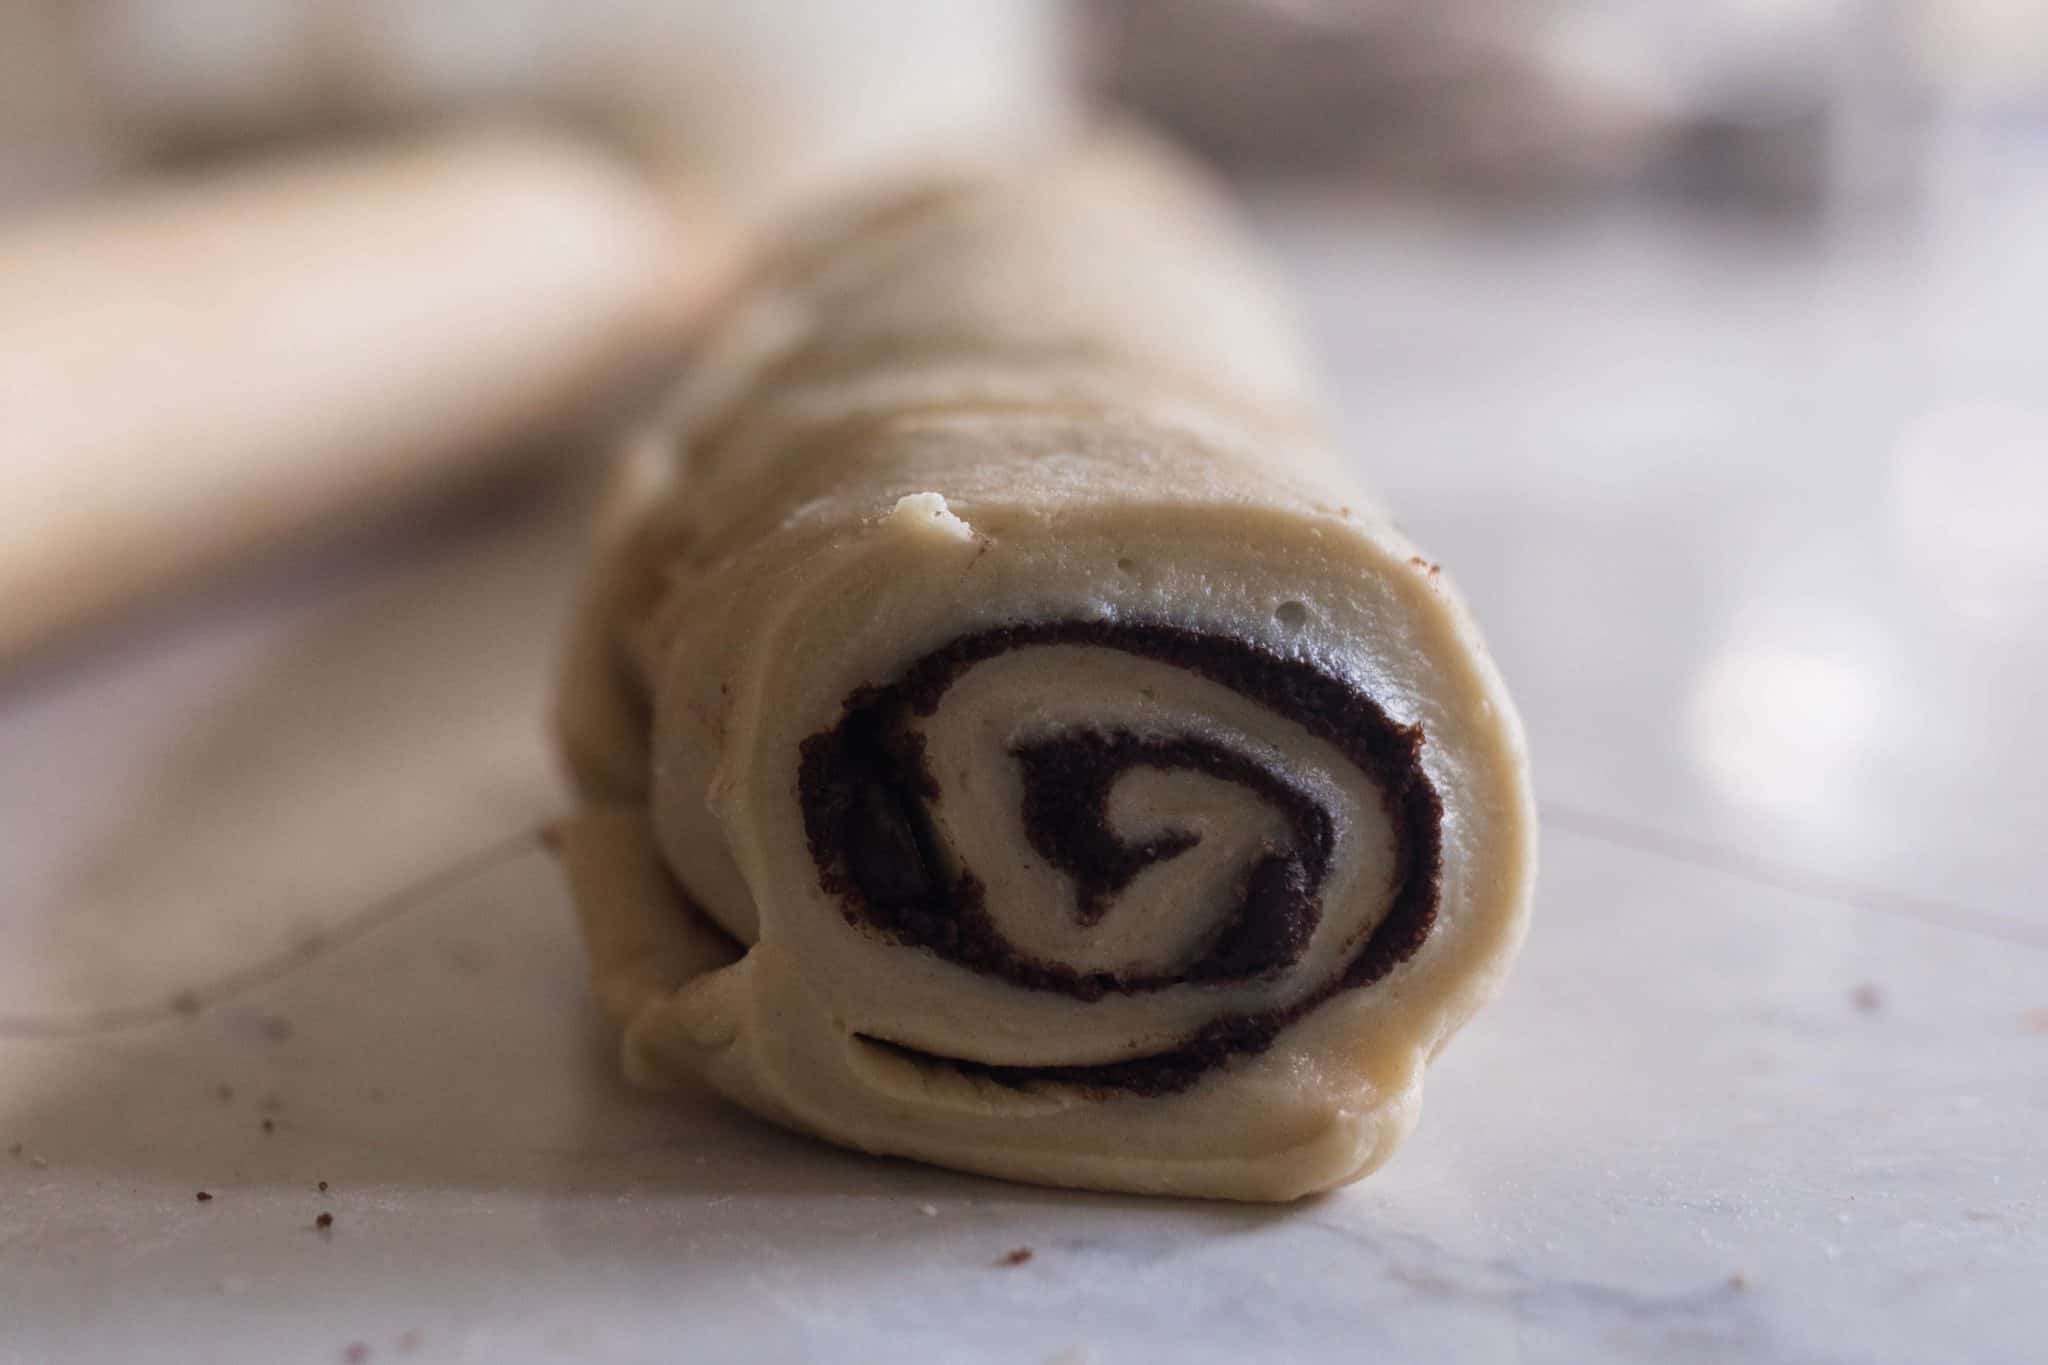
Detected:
left=799, top=621, right=1444, bottom=1095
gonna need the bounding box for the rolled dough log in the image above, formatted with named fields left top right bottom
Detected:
left=557, top=129, right=1536, bottom=1201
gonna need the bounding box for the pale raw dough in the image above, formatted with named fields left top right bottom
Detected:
left=555, top=129, right=1536, bottom=1201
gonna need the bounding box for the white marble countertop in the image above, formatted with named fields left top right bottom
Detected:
left=4, top=141, right=2044, bottom=1364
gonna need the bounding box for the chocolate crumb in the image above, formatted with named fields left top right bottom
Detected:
left=998, top=1247, right=1034, bottom=1267
left=1849, top=984, right=1884, bottom=1013
left=215, top=1084, right=235, bottom=1103
left=195, top=1191, right=213, bottom=1202
left=318, top=1180, right=329, bottom=1192
left=316, top=1212, right=334, bottom=1231
left=171, top=991, right=201, bottom=1016
left=261, top=1119, right=276, bottom=1134
left=343, top=1344, right=370, bottom=1364
left=1728, top=1272, right=1748, bottom=1291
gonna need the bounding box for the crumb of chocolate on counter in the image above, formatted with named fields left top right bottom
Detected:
left=261, top=1119, right=275, bottom=1134
left=171, top=990, right=201, bottom=1016
left=343, top=1343, right=370, bottom=1364
left=318, top=1180, right=329, bottom=1192
left=196, top=1191, right=213, bottom=1202
left=316, top=1212, right=334, bottom=1231
left=1850, top=984, right=1884, bottom=1012
left=1728, top=1272, right=1749, bottom=1290
left=215, top=1084, right=234, bottom=1102
left=998, top=1247, right=1034, bottom=1267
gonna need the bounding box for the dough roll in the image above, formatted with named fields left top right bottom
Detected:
left=556, top=130, right=1536, bottom=1202
left=0, top=128, right=706, bottom=662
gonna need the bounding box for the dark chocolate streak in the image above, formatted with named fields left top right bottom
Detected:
left=1012, top=731, right=1331, bottom=967
left=797, top=621, right=1443, bottom=1095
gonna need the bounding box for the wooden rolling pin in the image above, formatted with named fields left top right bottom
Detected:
left=0, top=126, right=728, bottom=663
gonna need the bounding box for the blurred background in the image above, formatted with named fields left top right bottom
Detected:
left=2, top=6, right=2045, bottom=1361
left=3, top=0, right=2045, bottom=658
left=6, top=0, right=2047, bottom=213
left=2, top=0, right=2045, bottom=660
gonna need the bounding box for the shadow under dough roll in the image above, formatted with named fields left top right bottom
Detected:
left=555, top=129, right=1537, bottom=1201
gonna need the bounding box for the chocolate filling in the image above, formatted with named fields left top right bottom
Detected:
left=1012, top=731, right=1331, bottom=959
left=798, top=620, right=1443, bottom=1095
